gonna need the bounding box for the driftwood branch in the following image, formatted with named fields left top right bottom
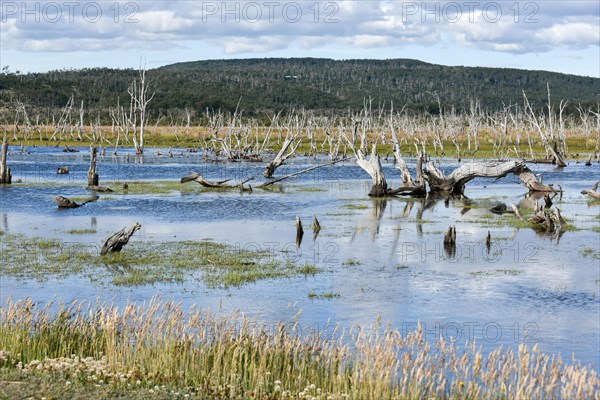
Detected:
left=257, top=157, right=350, bottom=188
left=54, top=195, right=99, bottom=208
left=581, top=180, right=600, bottom=200
left=101, top=222, right=141, bottom=255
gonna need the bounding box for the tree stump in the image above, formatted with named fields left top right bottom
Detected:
left=101, top=223, right=142, bottom=255
left=88, top=145, right=98, bottom=187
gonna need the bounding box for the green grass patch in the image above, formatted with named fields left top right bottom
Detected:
left=581, top=247, right=600, bottom=260
left=65, top=229, right=97, bottom=235
left=0, top=234, right=318, bottom=287
left=342, top=203, right=369, bottom=210
left=342, top=258, right=361, bottom=266
left=0, top=298, right=595, bottom=399
left=308, top=290, right=341, bottom=300
left=114, top=180, right=200, bottom=195
left=470, top=269, right=523, bottom=277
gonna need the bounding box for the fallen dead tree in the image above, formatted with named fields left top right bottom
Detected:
left=181, top=172, right=255, bottom=190
left=181, top=158, right=350, bottom=191
left=422, top=160, right=559, bottom=195
left=54, top=195, right=99, bottom=208
left=101, top=222, right=141, bottom=255
left=581, top=180, right=600, bottom=200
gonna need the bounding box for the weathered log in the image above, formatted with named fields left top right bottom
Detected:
left=0, top=137, right=11, bottom=184
left=63, top=145, right=79, bottom=153
left=581, top=180, right=600, bottom=200
left=88, top=145, right=98, bottom=187
left=489, top=203, right=510, bottom=215
left=54, top=195, right=99, bottom=208
left=57, top=166, right=69, bottom=174
left=423, top=159, right=558, bottom=194
left=86, top=185, right=113, bottom=192
left=181, top=172, right=253, bottom=189
left=101, top=222, right=141, bottom=255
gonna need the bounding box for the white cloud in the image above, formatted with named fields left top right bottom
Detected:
left=0, top=1, right=597, bottom=60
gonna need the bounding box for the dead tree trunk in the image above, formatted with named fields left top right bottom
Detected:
left=423, top=160, right=557, bottom=194
left=263, top=133, right=301, bottom=178
left=0, top=137, right=11, bottom=184
left=87, top=145, right=98, bottom=187
left=101, top=223, right=142, bottom=255
left=522, top=90, right=567, bottom=167
left=389, top=116, right=426, bottom=196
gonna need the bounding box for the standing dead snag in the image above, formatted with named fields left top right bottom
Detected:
left=263, top=133, right=301, bottom=178
left=88, top=145, right=98, bottom=187
left=101, top=223, right=142, bottom=255
left=389, top=116, right=426, bottom=196
left=0, top=136, right=12, bottom=184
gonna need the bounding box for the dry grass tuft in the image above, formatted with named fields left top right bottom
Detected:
left=0, top=297, right=597, bottom=398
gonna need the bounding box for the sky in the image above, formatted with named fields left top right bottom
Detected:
left=0, top=1, right=599, bottom=77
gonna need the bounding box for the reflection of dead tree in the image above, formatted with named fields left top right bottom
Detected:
left=581, top=180, right=600, bottom=200
left=312, top=215, right=321, bottom=240
left=101, top=223, right=142, bottom=255
left=295, top=216, right=304, bottom=248
left=443, top=226, right=456, bottom=258
left=351, top=199, right=387, bottom=242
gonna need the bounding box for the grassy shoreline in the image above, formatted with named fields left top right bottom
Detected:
left=0, top=298, right=598, bottom=399
left=4, top=126, right=599, bottom=161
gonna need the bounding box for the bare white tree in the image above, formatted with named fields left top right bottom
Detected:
left=128, top=62, right=155, bottom=155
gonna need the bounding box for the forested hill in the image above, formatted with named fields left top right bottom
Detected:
left=1, top=58, right=598, bottom=119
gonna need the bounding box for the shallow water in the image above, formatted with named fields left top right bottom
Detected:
left=1, top=145, right=599, bottom=367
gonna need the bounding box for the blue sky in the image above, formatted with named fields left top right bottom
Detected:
left=1, top=1, right=598, bottom=77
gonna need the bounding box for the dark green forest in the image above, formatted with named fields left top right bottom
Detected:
left=1, top=58, right=598, bottom=121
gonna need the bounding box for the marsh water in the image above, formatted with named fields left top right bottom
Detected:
left=1, top=146, right=599, bottom=367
